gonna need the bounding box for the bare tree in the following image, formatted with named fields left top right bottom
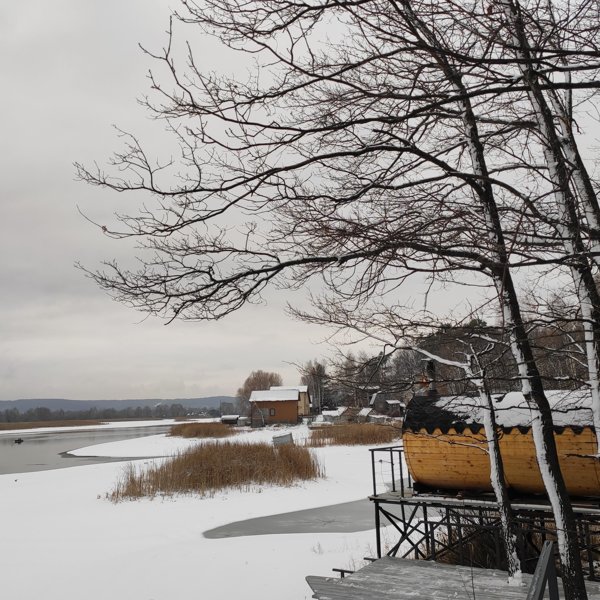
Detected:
left=236, top=370, right=282, bottom=415
left=490, top=0, right=600, bottom=457
left=299, top=359, right=329, bottom=413
left=77, top=2, right=600, bottom=596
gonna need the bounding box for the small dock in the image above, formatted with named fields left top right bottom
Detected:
left=306, top=556, right=600, bottom=600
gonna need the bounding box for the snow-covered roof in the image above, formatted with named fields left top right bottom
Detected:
left=386, top=400, right=404, bottom=406
left=220, top=414, right=240, bottom=420
left=249, top=389, right=299, bottom=402
left=405, top=389, right=594, bottom=431
left=271, top=385, right=309, bottom=393
left=322, top=406, right=348, bottom=417
left=370, top=391, right=406, bottom=406
left=358, top=408, right=372, bottom=417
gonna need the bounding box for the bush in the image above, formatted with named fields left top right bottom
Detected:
left=169, top=422, right=234, bottom=438
left=424, top=512, right=561, bottom=575
left=111, top=441, right=323, bottom=501
left=307, top=423, right=400, bottom=446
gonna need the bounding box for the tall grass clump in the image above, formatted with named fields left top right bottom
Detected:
left=307, top=423, right=400, bottom=447
left=111, top=441, right=323, bottom=501
left=169, top=422, right=234, bottom=438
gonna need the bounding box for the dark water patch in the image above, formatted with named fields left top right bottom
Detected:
left=0, top=425, right=172, bottom=475
left=203, top=499, right=399, bottom=538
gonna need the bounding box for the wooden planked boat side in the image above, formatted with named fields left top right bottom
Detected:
left=403, top=429, right=491, bottom=491
left=404, top=427, right=600, bottom=497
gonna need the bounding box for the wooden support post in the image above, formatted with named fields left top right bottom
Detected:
left=526, top=541, right=559, bottom=600
left=371, top=450, right=377, bottom=497
left=457, top=512, right=464, bottom=565
left=375, top=501, right=382, bottom=559
left=397, top=449, right=405, bottom=496
left=423, top=507, right=430, bottom=556
left=494, top=526, right=501, bottom=570
left=585, top=521, right=595, bottom=580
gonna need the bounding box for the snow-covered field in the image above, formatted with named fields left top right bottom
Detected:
left=0, top=418, right=198, bottom=437
left=0, top=424, right=396, bottom=600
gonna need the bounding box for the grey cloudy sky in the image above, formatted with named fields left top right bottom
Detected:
left=1, top=1, right=492, bottom=402
left=0, top=0, right=344, bottom=401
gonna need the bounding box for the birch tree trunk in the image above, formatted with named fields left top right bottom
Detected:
left=401, top=3, right=587, bottom=595
left=497, top=0, right=600, bottom=455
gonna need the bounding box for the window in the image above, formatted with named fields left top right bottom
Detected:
left=269, top=408, right=276, bottom=416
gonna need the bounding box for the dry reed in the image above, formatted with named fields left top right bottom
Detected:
left=111, top=441, right=323, bottom=501
left=307, top=423, right=400, bottom=446
left=169, top=422, right=234, bottom=438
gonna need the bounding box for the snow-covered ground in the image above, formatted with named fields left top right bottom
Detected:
left=0, top=418, right=202, bottom=437
left=0, top=424, right=398, bottom=600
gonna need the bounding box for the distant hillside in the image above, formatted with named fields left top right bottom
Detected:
left=0, top=396, right=235, bottom=412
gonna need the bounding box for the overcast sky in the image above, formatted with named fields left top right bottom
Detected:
left=0, top=1, right=341, bottom=401
left=1, top=2, right=505, bottom=402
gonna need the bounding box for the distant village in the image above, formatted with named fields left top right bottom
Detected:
left=220, top=383, right=405, bottom=429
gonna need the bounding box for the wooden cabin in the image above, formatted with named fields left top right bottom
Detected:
left=369, top=391, right=407, bottom=418
left=357, top=407, right=373, bottom=423
left=270, top=385, right=311, bottom=418
left=403, top=389, right=600, bottom=497
left=249, top=389, right=300, bottom=427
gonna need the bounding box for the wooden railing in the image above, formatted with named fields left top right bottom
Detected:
left=527, top=541, right=560, bottom=600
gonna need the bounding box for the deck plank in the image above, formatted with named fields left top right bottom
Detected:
left=306, top=556, right=600, bottom=600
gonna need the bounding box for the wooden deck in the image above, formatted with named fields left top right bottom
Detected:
left=306, top=556, right=600, bottom=600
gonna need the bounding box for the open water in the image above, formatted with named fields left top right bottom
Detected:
left=0, top=425, right=170, bottom=475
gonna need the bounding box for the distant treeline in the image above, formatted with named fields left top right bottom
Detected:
left=0, top=403, right=220, bottom=423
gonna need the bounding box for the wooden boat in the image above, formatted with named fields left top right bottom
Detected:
left=402, top=389, right=600, bottom=497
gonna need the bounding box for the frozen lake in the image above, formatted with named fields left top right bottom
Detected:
left=0, top=425, right=171, bottom=474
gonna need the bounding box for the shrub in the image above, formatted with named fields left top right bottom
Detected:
left=423, top=512, right=566, bottom=575
left=111, top=441, right=323, bottom=501
left=307, top=423, right=400, bottom=447
left=169, top=422, right=234, bottom=438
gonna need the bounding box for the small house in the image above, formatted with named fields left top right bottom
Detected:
left=369, top=391, right=407, bottom=418
left=357, top=407, right=373, bottom=423
left=270, top=385, right=311, bottom=417
left=249, top=389, right=300, bottom=427
left=320, top=406, right=348, bottom=423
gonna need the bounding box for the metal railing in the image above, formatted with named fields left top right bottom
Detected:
left=331, top=568, right=354, bottom=578
left=369, top=444, right=412, bottom=497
